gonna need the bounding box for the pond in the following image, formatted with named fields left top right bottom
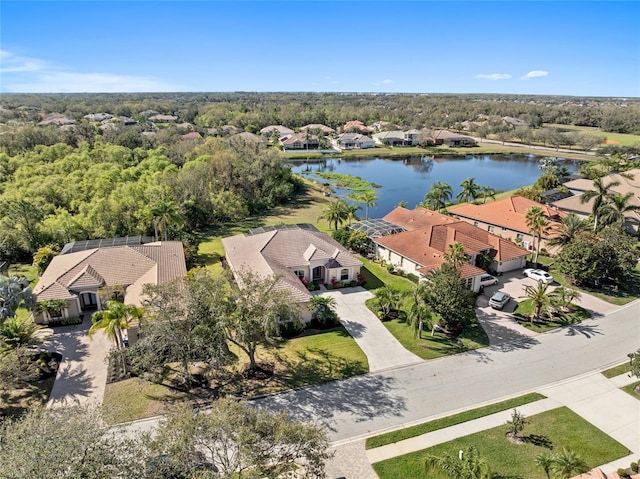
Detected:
left=290, top=154, right=581, bottom=219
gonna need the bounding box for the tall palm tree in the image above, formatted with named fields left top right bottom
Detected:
left=431, top=181, right=454, bottom=211
left=458, top=177, right=480, bottom=204
left=425, top=446, right=491, bottom=479
left=443, top=243, right=468, bottom=270
left=318, top=199, right=349, bottom=230
left=598, top=191, right=640, bottom=228
left=357, top=190, right=378, bottom=220
left=407, top=283, right=433, bottom=339
left=547, top=213, right=588, bottom=248
left=479, top=186, right=498, bottom=204
left=345, top=204, right=361, bottom=226
left=89, top=301, right=144, bottom=350
left=151, top=198, right=183, bottom=241
left=372, top=286, right=403, bottom=320
left=549, top=448, right=589, bottom=479
left=580, top=176, right=620, bottom=232
left=525, top=206, right=549, bottom=266
left=523, top=281, right=552, bottom=324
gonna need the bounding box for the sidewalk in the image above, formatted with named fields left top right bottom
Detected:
left=334, top=370, right=639, bottom=477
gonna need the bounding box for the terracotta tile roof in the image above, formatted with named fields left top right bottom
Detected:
left=446, top=222, right=529, bottom=261
left=449, top=196, right=567, bottom=237
left=383, top=206, right=457, bottom=231
left=34, top=242, right=186, bottom=304
left=222, top=228, right=362, bottom=303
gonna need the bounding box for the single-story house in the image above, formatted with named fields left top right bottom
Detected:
left=38, top=113, right=75, bottom=127
left=449, top=196, right=567, bottom=252
left=180, top=131, right=203, bottom=142
left=332, top=133, right=375, bottom=150
left=221, top=224, right=362, bottom=321
left=280, top=132, right=320, bottom=150
left=552, top=168, right=640, bottom=235
left=84, top=113, right=113, bottom=122
left=148, top=114, right=178, bottom=123
left=260, top=125, right=294, bottom=137
left=429, top=129, right=477, bottom=147
left=502, top=116, right=528, bottom=128
left=33, top=240, right=187, bottom=342
left=372, top=130, right=408, bottom=147
left=227, top=132, right=268, bottom=147
left=343, top=120, right=374, bottom=134
left=539, top=189, right=573, bottom=204
left=372, top=207, right=528, bottom=291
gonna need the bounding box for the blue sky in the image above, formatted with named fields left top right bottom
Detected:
left=1, top=1, right=639, bottom=96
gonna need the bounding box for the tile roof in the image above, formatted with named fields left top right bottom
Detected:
left=300, top=124, right=335, bottom=134
left=260, top=125, right=294, bottom=136
left=222, top=228, right=362, bottom=303
left=449, top=196, right=567, bottom=236
left=383, top=206, right=457, bottom=231
left=34, top=242, right=186, bottom=305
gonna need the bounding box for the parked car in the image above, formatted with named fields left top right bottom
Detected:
left=489, top=291, right=511, bottom=310
left=524, top=268, right=554, bottom=284
left=479, top=274, right=499, bottom=287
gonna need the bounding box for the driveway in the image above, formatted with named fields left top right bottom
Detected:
left=43, top=317, right=110, bottom=408
left=475, top=270, right=619, bottom=346
left=320, top=288, right=423, bottom=372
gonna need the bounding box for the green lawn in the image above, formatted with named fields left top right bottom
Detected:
left=545, top=123, right=640, bottom=147
left=358, top=257, right=415, bottom=293
left=373, top=407, right=629, bottom=479
left=622, top=381, right=640, bottom=400
left=602, top=362, right=632, bottom=379
left=551, top=267, right=640, bottom=306
left=513, top=299, right=591, bottom=333
left=103, top=326, right=367, bottom=423
left=366, top=393, right=546, bottom=449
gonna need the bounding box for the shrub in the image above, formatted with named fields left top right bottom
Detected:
left=631, top=462, right=638, bottom=473
left=406, top=273, right=419, bottom=284
left=49, top=316, right=83, bottom=327
left=349, top=280, right=357, bottom=287
left=386, top=264, right=395, bottom=273
left=279, top=320, right=302, bottom=338
left=617, top=469, right=629, bottom=478
left=326, top=284, right=333, bottom=290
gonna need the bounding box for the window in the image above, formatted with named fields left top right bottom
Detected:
left=294, top=270, right=305, bottom=279
left=340, top=269, right=349, bottom=281
left=473, top=221, right=478, bottom=227
left=516, top=233, right=523, bottom=241
left=465, top=277, right=473, bottom=289
left=488, top=225, right=495, bottom=233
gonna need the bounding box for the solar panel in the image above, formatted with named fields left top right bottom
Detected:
left=60, top=236, right=155, bottom=254
left=248, top=223, right=319, bottom=235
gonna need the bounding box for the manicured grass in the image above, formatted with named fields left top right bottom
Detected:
left=366, top=392, right=546, bottom=449
left=103, top=326, right=367, bottom=423
left=545, top=123, right=640, bottom=147
left=551, top=267, right=640, bottom=306
left=372, top=407, right=629, bottom=479
left=602, top=362, right=632, bottom=379
left=622, top=381, right=640, bottom=400
left=513, top=299, right=591, bottom=333
left=358, top=257, right=415, bottom=293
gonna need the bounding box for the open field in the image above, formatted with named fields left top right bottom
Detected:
left=366, top=392, right=546, bottom=449
left=545, top=123, right=640, bottom=146
left=373, top=407, right=629, bottom=479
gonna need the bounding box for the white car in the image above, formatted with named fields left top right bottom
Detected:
left=489, top=291, right=511, bottom=310
left=479, top=274, right=499, bottom=287
left=524, top=268, right=554, bottom=284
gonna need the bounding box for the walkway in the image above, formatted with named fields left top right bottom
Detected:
left=320, top=288, right=423, bottom=372
left=361, top=371, right=639, bottom=475
left=44, top=317, right=110, bottom=408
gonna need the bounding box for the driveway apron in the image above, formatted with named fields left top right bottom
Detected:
left=320, top=288, right=422, bottom=372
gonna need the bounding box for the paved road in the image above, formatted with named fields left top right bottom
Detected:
left=254, top=300, right=639, bottom=443
left=320, top=288, right=423, bottom=372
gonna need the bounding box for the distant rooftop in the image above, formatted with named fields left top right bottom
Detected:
left=60, top=236, right=155, bottom=255
left=248, top=223, right=319, bottom=236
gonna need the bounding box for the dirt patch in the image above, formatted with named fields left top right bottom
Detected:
left=506, top=432, right=526, bottom=445
left=605, top=139, right=620, bottom=144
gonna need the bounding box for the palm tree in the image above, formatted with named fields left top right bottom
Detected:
left=425, top=445, right=491, bottom=479
left=525, top=206, right=549, bottom=266
left=407, top=283, right=433, bottom=339
left=550, top=448, right=589, bottom=479
left=318, top=199, right=349, bottom=230
left=580, top=176, right=620, bottom=232
left=357, top=190, right=378, bottom=220
left=372, top=286, right=403, bottom=320
left=345, top=204, right=361, bottom=226
left=458, top=177, right=480, bottom=204
left=443, top=243, right=468, bottom=270
left=430, top=181, right=453, bottom=211
left=151, top=198, right=183, bottom=241
left=523, top=281, right=553, bottom=324
left=550, top=286, right=582, bottom=314
left=308, top=296, right=338, bottom=326
left=535, top=452, right=554, bottom=479
left=89, top=301, right=144, bottom=350
left=35, top=299, right=68, bottom=322
left=0, top=316, right=43, bottom=353
left=0, top=276, right=34, bottom=321
left=547, top=213, right=588, bottom=248
left=598, top=191, right=640, bottom=228
left=479, top=186, right=498, bottom=204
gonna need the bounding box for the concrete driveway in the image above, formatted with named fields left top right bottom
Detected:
left=320, top=288, right=423, bottom=372
left=43, top=317, right=110, bottom=408
left=476, top=270, right=619, bottom=347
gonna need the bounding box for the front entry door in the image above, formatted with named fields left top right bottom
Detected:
left=312, top=266, right=324, bottom=282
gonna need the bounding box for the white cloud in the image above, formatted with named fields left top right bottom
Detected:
left=1, top=49, right=181, bottom=92
left=382, top=79, right=393, bottom=84
left=521, top=70, right=549, bottom=79
left=476, top=73, right=512, bottom=80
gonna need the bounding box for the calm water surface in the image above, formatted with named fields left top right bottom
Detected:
left=290, top=154, right=580, bottom=218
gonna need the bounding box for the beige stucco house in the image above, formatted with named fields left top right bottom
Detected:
left=33, top=241, right=187, bottom=335
left=221, top=225, right=362, bottom=321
